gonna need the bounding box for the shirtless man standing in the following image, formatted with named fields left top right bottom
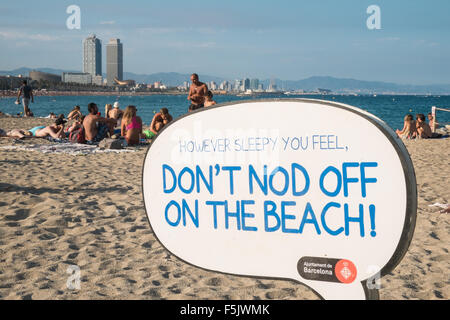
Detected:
left=187, top=73, right=208, bottom=112
left=83, top=103, right=116, bottom=143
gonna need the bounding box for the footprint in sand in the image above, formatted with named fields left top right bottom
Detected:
left=68, top=244, right=79, bottom=251
left=7, top=222, right=19, bottom=227
left=67, top=252, right=79, bottom=260
left=5, top=209, right=29, bottom=221
left=44, top=227, right=65, bottom=237
left=15, top=273, right=26, bottom=281
left=129, top=225, right=147, bottom=232
left=158, top=265, right=169, bottom=272
left=256, top=280, right=275, bottom=289
left=168, top=285, right=181, bottom=294
left=25, top=261, right=40, bottom=269
left=205, top=277, right=223, bottom=286
left=152, top=280, right=160, bottom=286
left=143, top=288, right=161, bottom=298
left=38, top=233, right=56, bottom=240
left=429, top=232, right=440, bottom=240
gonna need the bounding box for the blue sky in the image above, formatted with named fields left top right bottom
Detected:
left=0, top=0, right=449, bottom=84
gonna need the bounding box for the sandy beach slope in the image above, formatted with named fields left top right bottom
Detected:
left=0, top=116, right=448, bottom=300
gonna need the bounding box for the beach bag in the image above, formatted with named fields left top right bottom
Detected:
left=98, top=138, right=123, bottom=150
left=69, top=126, right=86, bottom=144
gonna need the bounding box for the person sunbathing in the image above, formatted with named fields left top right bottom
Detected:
left=396, top=114, right=416, bottom=139
left=121, top=105, right=142, bottom=146
left=0, top=128, right=32, bottom=139
left=29, top=118, right=67, bottom=139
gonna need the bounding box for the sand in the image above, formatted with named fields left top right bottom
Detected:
left=0, top=116, right=448, bottom=300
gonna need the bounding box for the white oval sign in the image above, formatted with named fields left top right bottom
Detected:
left=142, top=99, right=417, bottom=300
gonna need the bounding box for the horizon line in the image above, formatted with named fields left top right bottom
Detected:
left=1, top=66, right=450, bottom=87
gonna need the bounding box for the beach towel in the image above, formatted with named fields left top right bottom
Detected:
left=0, top=143, right=135, bottom=156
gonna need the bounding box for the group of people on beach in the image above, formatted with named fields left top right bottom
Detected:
left=2, top=73, right=217, bottom=145
left=5, top=75, right=447, bottom=145
left=396, top=112, right=439, bottom=139
left=0, top=101, right=175, bottom=146
left=67, top=102, right=175, bottom=145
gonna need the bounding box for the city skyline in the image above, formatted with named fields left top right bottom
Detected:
left=0, top=1, right=449, bottom=85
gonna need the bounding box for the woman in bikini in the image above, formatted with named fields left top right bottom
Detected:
left=396, top=114, right=416, bottom=139
left=121, top=105, right=142, bottom=145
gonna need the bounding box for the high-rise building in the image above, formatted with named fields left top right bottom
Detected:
left=106, top=38, right=123, bottom=85
left=83, top=35, right=102, bottom=77
left=220, top=80, right=229, bottom=91
left=268, top=78, right=277, bottom=92
left=209, top=81, right=217, bottom=90
left=243, top=78, right=250, bottom=91
left=250, top=78, right=259, bottom=90
left=234, top=79, right=242, bottom=92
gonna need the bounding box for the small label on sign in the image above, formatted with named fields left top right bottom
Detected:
left=297, top=256, right=357, bottom=284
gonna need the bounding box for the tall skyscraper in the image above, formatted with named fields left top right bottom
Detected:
left=268, top=78, right=277, bottom=91
left=234, top=79, right=242, bottom=92
left=106, top=38, right=123, bottom=85
left=250, top=78, right=259, bottom=90
left=83, top=35, right=102, bottom=76
left=243, top=78, right=251, bottom=91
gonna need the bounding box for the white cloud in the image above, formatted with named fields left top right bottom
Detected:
left=0, top=30, right=59, bottom=41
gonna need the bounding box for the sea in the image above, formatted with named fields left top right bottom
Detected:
left=1, top=94, right=449, bottom=131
